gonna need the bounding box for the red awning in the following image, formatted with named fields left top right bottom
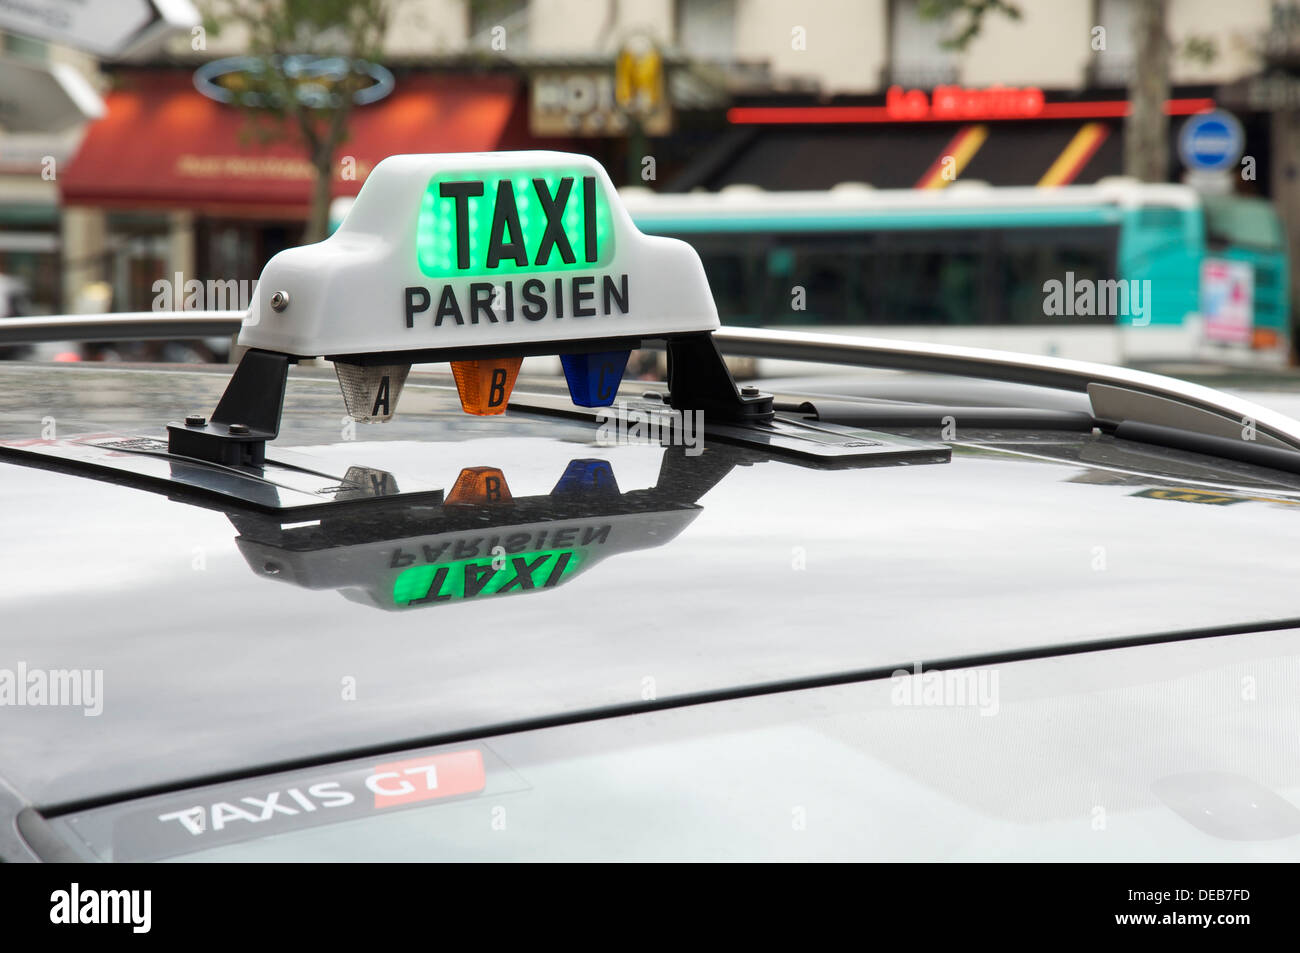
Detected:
left=61, top=70, right=525, bottom=216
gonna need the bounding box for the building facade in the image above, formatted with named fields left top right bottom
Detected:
left=0, top=0, right=1294, bottom=326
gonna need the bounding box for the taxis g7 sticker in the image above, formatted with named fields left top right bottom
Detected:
left=96, top=746, right=519, bottom=861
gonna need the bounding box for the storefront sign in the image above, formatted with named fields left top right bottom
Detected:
left=531, top=65, right=672, bottom=137
left=885, top=84, right=1045, bottom=121
left=194, top=56, right=395, bottom=109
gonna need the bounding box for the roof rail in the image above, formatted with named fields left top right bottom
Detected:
left=7, top=315, right=1298, bottom=460
left=0, top=312, right=243, bottom=345
left=708, top=327, right=1300, bottom=452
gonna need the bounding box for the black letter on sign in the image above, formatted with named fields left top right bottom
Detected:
left=521, top=279, right=547, bottom=320
left=488, top=367, right=508, bottom=407
left=602, top=274, right=629, bottom=314
left=533, top=177, right=576, bottom=266
left=545, top=551, right=573, bottom=587
left=572, top=276, right=595, bottom=317
left=486, top=180, right=528, bottom=268
left=435, top=286, right=464, bottom=326
left=372, top=376, right=391, bottom=417
left=469, top=283, right=497, bottom=324
left=583, top=176, right=598, bottom=262
left=463, top=563, right=497, bottom=599
left=438, top=181, right=485, bottom=269
left=404, top=286, right=430, bottom=328
left=597, top=361, right=617, bottom=403
left=409, top=567, right=453, bottom=604
left=500, top=555, right=549, bottom=592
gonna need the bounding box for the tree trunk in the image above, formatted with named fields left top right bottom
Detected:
left=303, top=148, right=334, bottom=245
left=1125, top=0, right=1170, bottom=182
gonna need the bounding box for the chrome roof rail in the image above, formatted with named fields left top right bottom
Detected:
left=0, top=311, right=243, bottom=345
left=6, top=315, right=1298, bottom=454
left=710, top=327, right=1300, bottom=452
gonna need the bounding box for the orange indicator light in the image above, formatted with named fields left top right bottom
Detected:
left=450, top=357, right=522, bottom=415
left=446, top=467, right=513, bottom=505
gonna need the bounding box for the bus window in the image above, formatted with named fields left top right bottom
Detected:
left=687, top=233, right=867, bottom=327
left=870, top=231, right=985, bottom=326
left=748, top=232, right=984, bottom=326
left=1136, top=206, right=1186, bottom=232
left=667, top=223, right=1122, bottom=329
left=994, top=226, right=1118, bottom=325
left=688, top=235, right=766, bottom=325
left=872, top=248, right=982, bottom=325
left=761, top=235, right=862, bottom=325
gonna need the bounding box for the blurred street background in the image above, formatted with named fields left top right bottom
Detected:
left=2, top=0, right=1300, bottom=380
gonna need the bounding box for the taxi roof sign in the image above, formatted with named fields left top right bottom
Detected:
left=239, top=151, right=719, bottom=358
left=164, top=150, right=776, bottom=469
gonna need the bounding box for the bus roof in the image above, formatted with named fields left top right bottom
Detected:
left=619, top=179, right=1203, bottom=221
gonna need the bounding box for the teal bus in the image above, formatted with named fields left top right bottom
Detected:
left=620, top=179, right=1291, bottom=367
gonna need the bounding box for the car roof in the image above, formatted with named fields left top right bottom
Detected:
left=4, top=360, right=1300, bottom=809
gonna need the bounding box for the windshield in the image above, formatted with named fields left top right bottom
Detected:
left=1202, top=196, right=1285, bottom=251
left=49, top=622, right=1300, bottom=862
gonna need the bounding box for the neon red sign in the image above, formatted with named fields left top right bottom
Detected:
left=886, top=84, right=1045, bottom=120
left=727, top=97, right=1215, bottom=125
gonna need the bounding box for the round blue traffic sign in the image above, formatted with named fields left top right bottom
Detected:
left=1178, top=110, right=1244, bottom=172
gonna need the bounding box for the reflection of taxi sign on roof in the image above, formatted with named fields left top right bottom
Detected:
left=232, top=455, right=711, bottom=611
left=232, top=151, right=724, bottom=436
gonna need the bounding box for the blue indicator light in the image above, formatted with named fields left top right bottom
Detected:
left=551, top=459, right=620, bottom=497
left=560, top=350, right=630, bottom=407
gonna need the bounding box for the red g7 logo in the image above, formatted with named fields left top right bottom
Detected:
left=366, top=750, right=486, bottom=808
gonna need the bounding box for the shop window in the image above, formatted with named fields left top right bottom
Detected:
left=887, top=0, right=959, bottom=88
left=676, top=0, right=737, bottom=60
left=469, top=0, right=530, bottom=52
left=1090, top=0, right=1135, bottom=86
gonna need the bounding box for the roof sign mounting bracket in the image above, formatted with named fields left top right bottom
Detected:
left=667, top=332, right=774, bottom=423
left=166, top=349, right=291, bottom=467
